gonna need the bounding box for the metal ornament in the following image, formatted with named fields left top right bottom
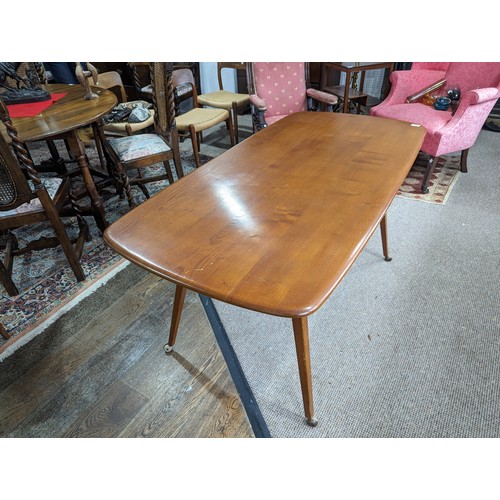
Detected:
left=0, top=62, right=51, bottom=104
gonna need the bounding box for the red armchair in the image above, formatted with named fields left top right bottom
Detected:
left=246, top=62, right=338, bottom=131
left=370, top=62, right=500, bottom=193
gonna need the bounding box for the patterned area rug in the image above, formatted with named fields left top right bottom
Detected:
left=397, top=152, right=461, bottom=204
left=0, top=139, right=210, bottom=359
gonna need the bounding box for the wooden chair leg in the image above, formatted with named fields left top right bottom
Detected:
left=421, top=155, right=438, bottom=194
left=227, top=117, right=235, bottom=147
left=232, top=102, right=239, bottom=144
left=0, top=323, right=11, bottom=340
left=0, top=233, right=20, bottom=296
left=123, top=171, right=136, bottom=207
left=189, top=125, right=201, bottom=168
left=380, top=213, right=392, bottom=262
left=460, top=148, right=469, bottom=173
left=0, top=258, right=19, bottom=296
left=164, top=285, right=187, bottom=353
left=38, top=189, right=85, bottom=282
left=163, top=161, right=175, bottom=184
left=292, top=316, right=317, bottom=427
left=171, top=132, right=184, bottom=180
left=44, top=140, right=67, bottom=174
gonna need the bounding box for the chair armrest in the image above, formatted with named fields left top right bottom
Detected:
left=249, top=94, right=267, bottom=111
left=443, top=87, right=500, bottom=129
left=434, top=86, right=500, bottom=153
left=306, top=88, right=338, bottom=106
left=464, top=87, right=500, bottom=105
left=371, top=69, right=447, bottom=112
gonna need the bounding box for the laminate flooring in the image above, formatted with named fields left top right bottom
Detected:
left=0, top=264, right=254, bottom=438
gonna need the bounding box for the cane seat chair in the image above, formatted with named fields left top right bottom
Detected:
left=173, top=68, right=235, bottom=168
left=246, top=62, right=338, bottom=131
left=0, top=99, right=88, bottom=297
left=102, top=63, right=183, bottom=207
left=197, top=63, right=250, bottom=144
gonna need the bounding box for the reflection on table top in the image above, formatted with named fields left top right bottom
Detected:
left=104, top=112, right=425, bottom=318
left=12, top=83, right=117, bottom=142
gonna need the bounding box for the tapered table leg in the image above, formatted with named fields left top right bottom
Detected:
left=164, top=284, right=187, bottom=354
left=292, top=316, right=317, bottom=426
left=380, top=213, right=392, bottom=262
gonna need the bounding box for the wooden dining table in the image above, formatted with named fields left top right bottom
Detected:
left=103, top=112, right=425, bottom=426
left=10, top=83, right=117, bottom=231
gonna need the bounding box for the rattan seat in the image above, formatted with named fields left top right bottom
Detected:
left=175, top=108, right=230, bottom=133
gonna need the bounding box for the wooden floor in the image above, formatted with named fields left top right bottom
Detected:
left=0, top=263, right=254, bottom=438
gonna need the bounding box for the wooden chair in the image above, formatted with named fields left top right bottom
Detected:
left=129, top=62, right=201, bottom=113
left=92, top=71, right=155, bottom=137
left=246, top=62, right=338, bottom=132
left=88, top=70, right=156, bottom=174
left=173, top=68, right=235, bottom=168
left=0, top=99, right=88, bottom=297
left=197, top=62, right=250, bottom=144
left=101, top=63, right=183, bottom=207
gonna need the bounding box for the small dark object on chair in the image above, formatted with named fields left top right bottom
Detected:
left=447, top=87, right=461, bottom=101
left=434, top=96, right=451, bottom=111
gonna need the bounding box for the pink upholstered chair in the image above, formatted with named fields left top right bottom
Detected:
left=370, top=62, right=500, bottom=193
left=246, top=62, right=338, bottom=131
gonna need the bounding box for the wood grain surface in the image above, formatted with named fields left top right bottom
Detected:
left=104, top=112, right=425, bottom=317
left=0, top=266, right=253, bottom=438
left=12, top=83, right=117, bottom=142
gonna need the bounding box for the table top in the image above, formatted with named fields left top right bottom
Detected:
left=12, top=83, right=117, bottom=142
left=104, top=112, right=424, bottom=318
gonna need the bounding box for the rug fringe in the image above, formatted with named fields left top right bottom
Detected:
left=0, top=260, right=130, bottom=362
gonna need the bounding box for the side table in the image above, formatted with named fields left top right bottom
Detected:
left=321, top=62, right=394, bottom=114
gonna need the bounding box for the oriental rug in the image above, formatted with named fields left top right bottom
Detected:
left=0, top=140, right=211, bottom=360
left=396, top=152, right=461, bottom=204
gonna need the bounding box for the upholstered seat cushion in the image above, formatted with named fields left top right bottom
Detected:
left=1, top=177, right=63, bottom=217
left=108, top=134, right=171, bottom=162
left=265, top=115, right=288, bottom=127
left=175, top=108, right=229, bottom=133
left=372, top=103, right=453, bottom=154
left=197, top=90, right=250, bottom=109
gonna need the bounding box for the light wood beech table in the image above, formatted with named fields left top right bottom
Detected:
left=104, top=112, right=425, bottom=426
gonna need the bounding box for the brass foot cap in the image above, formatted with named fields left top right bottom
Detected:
left=306, top=418, right=318, bottom=427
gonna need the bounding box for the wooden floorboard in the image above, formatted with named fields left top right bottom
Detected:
left=0, top=266, right=254, bottom=438
left=62, top=380, right=149, bottom=438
